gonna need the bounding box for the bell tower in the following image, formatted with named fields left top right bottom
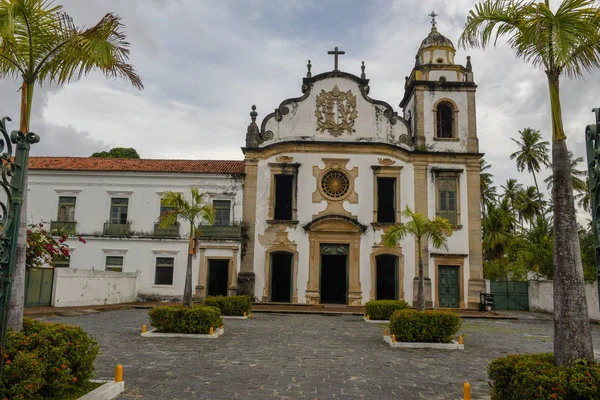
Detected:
left=400, top=13, right=478, bottom=153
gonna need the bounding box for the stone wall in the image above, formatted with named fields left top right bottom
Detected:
left=529, top=280, right=600, bottom=320
left=51, top=268, right=140, bottom=307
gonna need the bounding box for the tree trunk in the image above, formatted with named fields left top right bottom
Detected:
left=183, top=252, right=193, bottom=308
left=548, top=77, right=593, bottom=365
left=8, top=81, right=33, bottom=331
left=416, top=241, right=426, bottom=311
left=531, top=169, right=541, bottom=197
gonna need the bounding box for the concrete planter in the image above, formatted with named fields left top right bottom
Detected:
left=363, top=316, right=389, bottom=324
left=77, top=380, right=124, bottom=400
left=223, top=315, right=249, bottom=320
left=141, top=328, right=224, bottom=338
left=383, top=334, right=464, bottom=350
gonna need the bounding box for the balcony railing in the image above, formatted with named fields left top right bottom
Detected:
left=50, top=220, right=77, bottom=235
left=197, top=224, right=241, bottom=239
left=103, top=221, right=132, bottom=236
left=154, top=222, right=180, bottom=237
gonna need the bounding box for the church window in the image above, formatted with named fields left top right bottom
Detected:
left=377, top=177, right=396, bottom=223
left=155, top=257, right=174, bottom=285
left=274, top=174, right=294, bottom=221
left=110, top=198, right=129, bottom=225
left=321, top=170, right=350, bottom=199
left=106, top=256, right=124, bottom=272
left=57, top=196, right=76, bottom=222
left=436, top=176, right=460, bottom=225
left=436, top=102, right=454, bottom=139
left=213, top=200, right=231, bottom=226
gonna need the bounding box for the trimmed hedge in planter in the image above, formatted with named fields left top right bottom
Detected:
left=205, top=295, right=252, bottom=316
left=1, top=318, right=100, bottom=400
left=389, top=309, right=461, bottom=343
left=364, top=300, right=411, bottom=320
left=488, top=353, right=600, bottom=400
left=148, top=305, right=223, bottom=334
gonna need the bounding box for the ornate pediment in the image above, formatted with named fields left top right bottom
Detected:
left=303, top=215, right=367, bottom=233
left=315, top=84, right=358, bottom=137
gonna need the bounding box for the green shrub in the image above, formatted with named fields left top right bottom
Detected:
left=204, top=295, right=252, bottom=316
left=364, top=300, right=411, bottom=320
left=388, top=309, right=461, bottom=343
left=1, top=318, right=100, bottom=400
left=148, top=305, right=223, bottom=334
left=488, top=353, right=600, bottom=400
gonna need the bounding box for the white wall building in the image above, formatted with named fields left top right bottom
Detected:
left=27, top=157, right=244, bottom=302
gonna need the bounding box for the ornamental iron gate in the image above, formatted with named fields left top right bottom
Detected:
left=585, top=108, right=600, bottom=308
left=490, top=281, right=529, bottom=311
left=0, top=117, right=39, bottom=378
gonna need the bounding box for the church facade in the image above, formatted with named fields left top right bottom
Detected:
left=25, top=22, right=484, bottom=309
left=238, top=23, right=485, bottom=308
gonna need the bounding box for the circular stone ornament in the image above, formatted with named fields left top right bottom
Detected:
left=321, top=170, right=350, bottom=199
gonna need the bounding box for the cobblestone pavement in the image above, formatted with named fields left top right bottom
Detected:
left=43, top=310, right=600, bottom=400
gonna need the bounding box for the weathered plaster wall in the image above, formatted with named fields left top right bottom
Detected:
left=27, top=170, right=243, bottom=299
left=261, top=77, right=410, bottom=147
left=51, top=268, right=139, bottom=307
left=422, top=90, right=469, bottom=152
left=529, top=280, right=600, bottom=320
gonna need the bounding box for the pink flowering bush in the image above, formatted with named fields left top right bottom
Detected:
left=1, top=319, right=99, bottom=399
left=26, top=223, right=86, bottom=269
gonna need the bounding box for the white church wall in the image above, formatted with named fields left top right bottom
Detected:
left=261, top=77, right=410, bottom=148
left=426, top=164, right=470, bottom=305
left=253, top=152, right=416, bottom=304
left=422, top=91, right=469, bottom=152
left=51, top=268, right=140, bottom=307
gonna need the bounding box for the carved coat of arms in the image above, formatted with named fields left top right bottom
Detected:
left=315, top=84, right=358, bottom=137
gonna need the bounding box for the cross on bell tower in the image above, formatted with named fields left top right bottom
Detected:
left=429, top=11, right=438, bottom=27
left=327, top=47, right=345, bottom=71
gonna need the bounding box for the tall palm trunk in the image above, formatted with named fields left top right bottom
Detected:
left=183, top=232, right=194, bottom=308
left=531, top=169, right=541, bottom=197
left=8, top=80, right=34, bottom=331
left=416, top=240, right=426, bottom=311
left=549, top=76, right=593, bottom=365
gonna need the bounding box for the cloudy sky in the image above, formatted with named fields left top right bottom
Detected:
left=0, top=0, right=598, bottom=204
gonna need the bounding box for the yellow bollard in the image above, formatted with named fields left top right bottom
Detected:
left=142, top=324, right=146, bottom=334
left=367, top=315, right=370, bottom=321
left=459, top=335, right=463, bottom=345
left=391, top=334, right=396, bottom=343
left=115, top=364, right=123, bottom=383
left=244, top=311, right=247, bottom=317
left=384, top=328, right=389, bottom=336
left=209, top=326, right=214, bottom=335
left=464, top=382, right=471, bottom=400
left=220, top=323, right=224, bottom=329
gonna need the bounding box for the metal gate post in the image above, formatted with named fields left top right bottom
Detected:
left=0, top=117, right=39, bottom=378
left=585, top=108, right=600, bottom=311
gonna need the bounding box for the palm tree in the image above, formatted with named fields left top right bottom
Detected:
left=382, top=205, right=453, bottom=311
left=0, top=0, right=143, bottom=331
left=544, top=150, right=588, bottom=193
left=159, top=189, right=215, bottom=308
left=509, top=128, right=550, bottom=195
left=501, top=179, right=524, bottom=212
left=515, top=186, right=545, bottom=224
left=576, top=177, right=591, bottom=213
left=460, top=0, right=600, bottom=366
left=482, top=203, right=514, bottom=260
left=480, top=159, right=497, bottom=216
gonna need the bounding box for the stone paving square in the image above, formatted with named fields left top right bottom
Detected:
left=43, top=310, right=600, bottom=399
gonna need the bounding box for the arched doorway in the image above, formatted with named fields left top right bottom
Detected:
left=270, top=252, right=293, bottom=302
left=376, top=254, right=398, bottom=300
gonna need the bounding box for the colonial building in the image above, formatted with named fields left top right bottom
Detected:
left=27, top=157, right=244, bottom=303
left=239, top=20, right=484, bottom=308
left=26, top=19, right=484, bottom=309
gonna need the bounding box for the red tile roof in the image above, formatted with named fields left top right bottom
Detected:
left=28, top=157, right=245, bottom=174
